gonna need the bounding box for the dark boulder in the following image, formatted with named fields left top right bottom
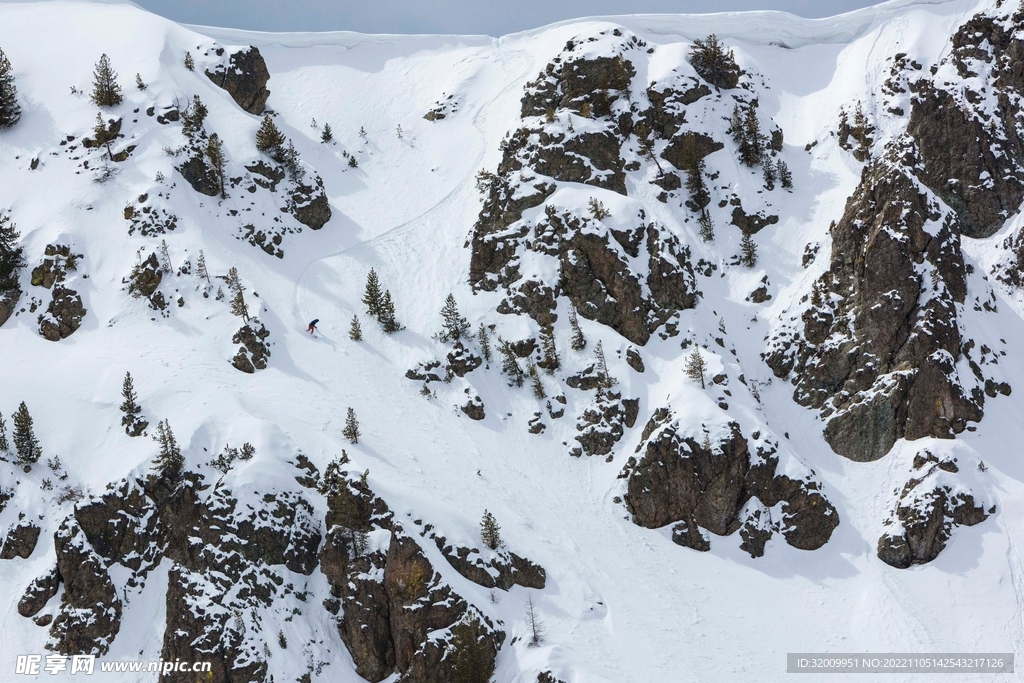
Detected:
left=205, top=46, right=271, bottom=115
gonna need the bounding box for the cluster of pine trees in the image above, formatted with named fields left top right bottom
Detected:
left=256, top=115, right=304, bottom=181
left=361, top=269, right=401, bottom=333
left=0, top=402, right=41, bottom=467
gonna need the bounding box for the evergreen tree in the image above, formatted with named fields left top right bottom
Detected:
left=152, top=419, right=184, bottom=480
left=698, top=210, right=715, bottom=242
left=181, top=94, right=209, bottom=143
left=525, top=595, right=545, bottom=647
left=379, top=290, right=401, bottom=333
left=320, top=123, right=333, bottom=143
left=439, top=293, right=470, bottom=342
left=206, top=132, right=227, bottom=198
left=12, top=402, right=41, bottom=465
left=158, top=239, right=172, bottom=273
left=684, top=158, right=709, bottom=208
left=689, top=34, right=740, bottom=90
left=448, top=617, right=495, bottom=683
left=349, top=314, right=362, bottom=341
left=594, top=340, right=616, bottom=391
left=230, top=289, right=250, bottom=322
left=120, top=371, right=148, bottom=437
left=135, top=73, right=147, bottom=91
left=0, top=47, right=21, bottom=128
left=588, top=198, right=610, bottom=220
left=740, top=231, right=758, bottom=268
left=255, top=114, right=285, bottom=155
left=477, top=323, right=492, bottom=364
left=281, top=139, right=304, bottom=181
left=93, top=112, right=115, bottom=160
left=225, top=266, right=244, bottom=296
left=396, top=124, right=403, bottom=139
left=238, top=442, right=256, bottom=460
left=362, top=268, right=383, bottom=318
left=196, top=250, right=210, bottom=284
left=184, top=51, right=195, bottom=71
left=343, top=407, right=360, bottom=444
left=739, top=106, right=763, bottom=166
left=528, top=364, right=546, bottom=399
left=91, top=54, right=123, bottom=107
left=777, top=160, right=793, bottom=189
left=538, top=324, right=560, bottom=372
left=762, top=157, right=776, bottom=190
left=480, top=510, right=502, bottom=549
left=728, top=105, right=744, bottom=145
left=569, top=305, right=586, bottom=351
left=637, top=133, right=664, bottom=175
left=498, top=339, right=525, bottom=387
left=0, top=413, right=8, bottom=451
left=0, top=211, right=25, bottom=291
left=685, top=348, right=707, bottom=388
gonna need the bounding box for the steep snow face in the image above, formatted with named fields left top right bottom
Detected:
left=2, top=1, right=1024, bottom=682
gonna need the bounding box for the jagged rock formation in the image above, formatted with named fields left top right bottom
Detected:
left=31, top=245, right=86, bottom=340
left=1, top=520, right=40, bottom=559
left=231, top=319, right=271, bottom=373
left=570, top=391, right=638, bottom=457
left=876, top=450, right=991, bottom=568
left=621, top=409, right=838, bottom=556
left=205, top=46, right=271, bottom=115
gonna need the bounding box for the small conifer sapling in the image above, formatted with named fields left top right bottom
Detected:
left=480, top=510, right=502, bottom=549
left=343, top=408, right=360, bottom=444
left=349, top=314, right=363, bottom=341
left=685, top=348, right=707, bottom=389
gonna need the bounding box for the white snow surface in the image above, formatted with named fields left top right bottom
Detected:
left=0, top=0, right=1023, bottom=681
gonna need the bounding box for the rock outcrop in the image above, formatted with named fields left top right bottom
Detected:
left=231, top=319, right=271, bottom=373
left=205, top=47, right=271, bottom=115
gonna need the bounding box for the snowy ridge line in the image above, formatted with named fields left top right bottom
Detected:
left=182, top=0, right=978, bottom=49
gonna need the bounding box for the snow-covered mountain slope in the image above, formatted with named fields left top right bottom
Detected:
left=2, top=1, right=1024, bottom=681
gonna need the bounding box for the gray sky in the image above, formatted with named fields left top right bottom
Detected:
left=130, top=0, right=886, bottom=35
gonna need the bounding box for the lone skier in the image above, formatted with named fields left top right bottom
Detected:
left=307, top=319, right=319, bottom=334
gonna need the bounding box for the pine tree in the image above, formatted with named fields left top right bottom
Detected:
left=498, top=339, right=525, bottom=387
left=12, top=402, right=41, bottom=465
left=396, top=124, right=403, bottom=139
left=439, top=293, right=470, bottom=342
left=184, top=51, right=195, bottom=71
left=739, top=106, right=763, bottom=166
left=448, top=617, right=495, bottom=683
left=477, top=324, right=492, bottom=363
left=740, top=231, right=758, bottom=268
left=528, top=364, right=546, bottom=399
left=525, top=595, right=545, bottom=647
left=158, top=239, right=172, bottom=273
left=685, top=348, right=707, bottom=388
left=153, top=419, right=184, bottom=480
left=637, top=133, right=664, bottom=175
left=320, top=122, right=333, bottom=143
left=91, top=54, right=122, bottom=107
left=196, top=250, right=210, bottom=284
left=689, top=34, right=740, bottom=90
left=225, top=266, right=244, bottom=296
left=359, top=125, right=367, bottom=139
left=206, top=132, right=227, bottom=198
left=588, top=198, right=610, bottom=220
left=238, top=442, right=256, bottom=460
left=684, top=158, right=709, bottom=208
left=594, top=340, right=615, bottom=391
left=538, top=324, right=560, bottom=372
left=569, top=305, right=586, bottom=351
left=120, top=371, right=147, bottom=436
left=698, top=210, right=715, bottom=242
left=728, top=105, right=744, bottom=145
left=480, top=510, right=502, bottom=549
left=0, top=47, right=21, bottom=128
left=230, top=289, right=250, bottom=322
left=362, top=268, right=383, bottom=317
left=135, top=73, right=146, bottom=91
left=343, top=408, right=360, bottom=444
left=0, top=211, right=25, bottom=291
left=93, top=112, right=115, bottom=160
left=762, top=157, right=776, bottom=190
left=349, top=314, right=362, bottom=341
left=0, top=413, right=7, bottom=451
left=256, top=114, right=285, bottom=154
left=181, top=95, right=209, bottom=142
left=379, top=290, right=401, bottom=333
left=778, top=160, right=793, bottom=189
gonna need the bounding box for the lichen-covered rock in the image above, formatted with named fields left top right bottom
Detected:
left=205, top=46, right=271, bottom=115
left=877, top=450, right=990, bottom=568
left=231, top=319, right=271, bottom=373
